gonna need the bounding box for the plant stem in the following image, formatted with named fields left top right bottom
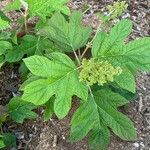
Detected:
left=88, top=85, right=94, bottom=98
left=78, top=49, right=81, bottom=59
left=81, top=25, right=101, bottom=59
left=80, top=43, right=91, bottom=58
left=24, top=16, right=27, bottom=33
left=90, top=25, right=101, bottom=44
left=73, top=51, right=81, bottom=66
left=0, top=126, right=3, bottom=134
left=70, top=43, right=81, bottom=66
left=82, top=5, right=91, bottom=15
left=24, top=10, right=28, bottom=33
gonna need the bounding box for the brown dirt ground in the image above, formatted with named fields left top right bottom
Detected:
left=0, top=0, right=150, bottom=150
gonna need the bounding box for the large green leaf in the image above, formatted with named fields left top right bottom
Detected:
left=5, top=35, right=53, bottom=62
left=22, top=52, right=88, bottom=119
left=94, top=90, right=137, bottom=141
left=70, top=98, right=98, bottom=141
left=92, top=19, right=132, bottom=57
left=92, top=19, right=150, bottom=71
left=27, top=0, right=70, bottom=20
left=70, top=89, right=136, bottom=149
left=39, top=12, right=92, bottom=52
left=7, top=97, right=37, bottom=123
left=115, top=69, right=136, bottom=93
left=23, top=53, right=73, bottom=78
left=70, top=96, right=110, bottom=150
left=97, top=37, right=150, bottom=71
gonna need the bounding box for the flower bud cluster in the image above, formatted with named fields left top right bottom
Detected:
left=79, top=58, right=122, bottom=86
left=107, top=1, right=128, bottom=19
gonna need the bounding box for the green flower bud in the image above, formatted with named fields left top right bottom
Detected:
left=79, top=58, right=122, bottom=86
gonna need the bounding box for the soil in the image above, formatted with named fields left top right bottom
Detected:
left=0, top=0, right=150, bottom=150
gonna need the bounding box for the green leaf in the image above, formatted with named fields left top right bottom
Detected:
left=5, top=0, right=70, bottom=20
left=92, top=31, right=106, bottom=57
left=0, top=139, right=5, bottom=149
left=70, top=97, right=98, bottom=141
left=123, top=37, right=150, bottom=70
left=92, top=19, right=132, bottom=57
left=22, top=78, right=55, bottom=106
left=0, top=17, right=10, bottom=30
left=19, top=74, right=40, bottom=91
left=0, top=41, right=12, bottom=55
left=5, top=35, right=53, bottom=62
left=5, top=0, right=21, bottom=12
left=109, top=19, right=132, bottom=42
left=70, top=89, right=136, bottom=149
left=115, top=69, right=136, bottom=93
left=95, top=88, right=129, bottom=108
left=39, top=12, right=92, bottom=52
left=44, top=97, right=54, bottom=121
left=2, top=133, right=16, bottom=148
left=0, top=32, right=11, bottom=40
left=70, top=96, right=110, bottom=149
left=19, top=62, right=29, bottom=80
left=7, top=97, right=37, bottom=123
left=27, top=0, right=70, bottom=20
left=22, top=53, right=88, bottom=119
left=92, top=19, right=150, bottom=72
left=94, top=91, right=137, bottom=141
left=109, top=85, right=138, bottom=102
left=0, top=11, right=11, bottom=30
left=23, top=54, right=73, bottom=78
left=11, top=30, right=18, bottom=45
left=89, top=122, right=110, bottom=150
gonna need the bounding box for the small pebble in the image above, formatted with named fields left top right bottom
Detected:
left=15, top=132, right=24, bottom=140
left=62, top=135, right=66, bottom=140
left=140, top=142, right=145, bottom=147
left=133, top=142, right=140, bottom=148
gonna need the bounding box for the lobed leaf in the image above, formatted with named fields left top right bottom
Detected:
left=92, top=19, right=150, bottom=72
left=70, top=97, right=98, bottom=141
left=5, top=35, right=53, bottom=62
left=70, top=89, right=136, bottom=149
left=22, top=52, right=88, bottom=119
left=7, top=97, right=37, bottom=123
left=27, top=0, right=70, bottom=20
left=39, top=12, right=92, bottom=52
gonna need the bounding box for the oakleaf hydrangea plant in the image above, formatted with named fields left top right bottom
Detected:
left=21, top=12, right=150, bottom=149
left=0, top=0, right=150, bottom=149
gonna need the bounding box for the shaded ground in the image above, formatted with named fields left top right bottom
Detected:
left=0, top=0, right=150, bottom=150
